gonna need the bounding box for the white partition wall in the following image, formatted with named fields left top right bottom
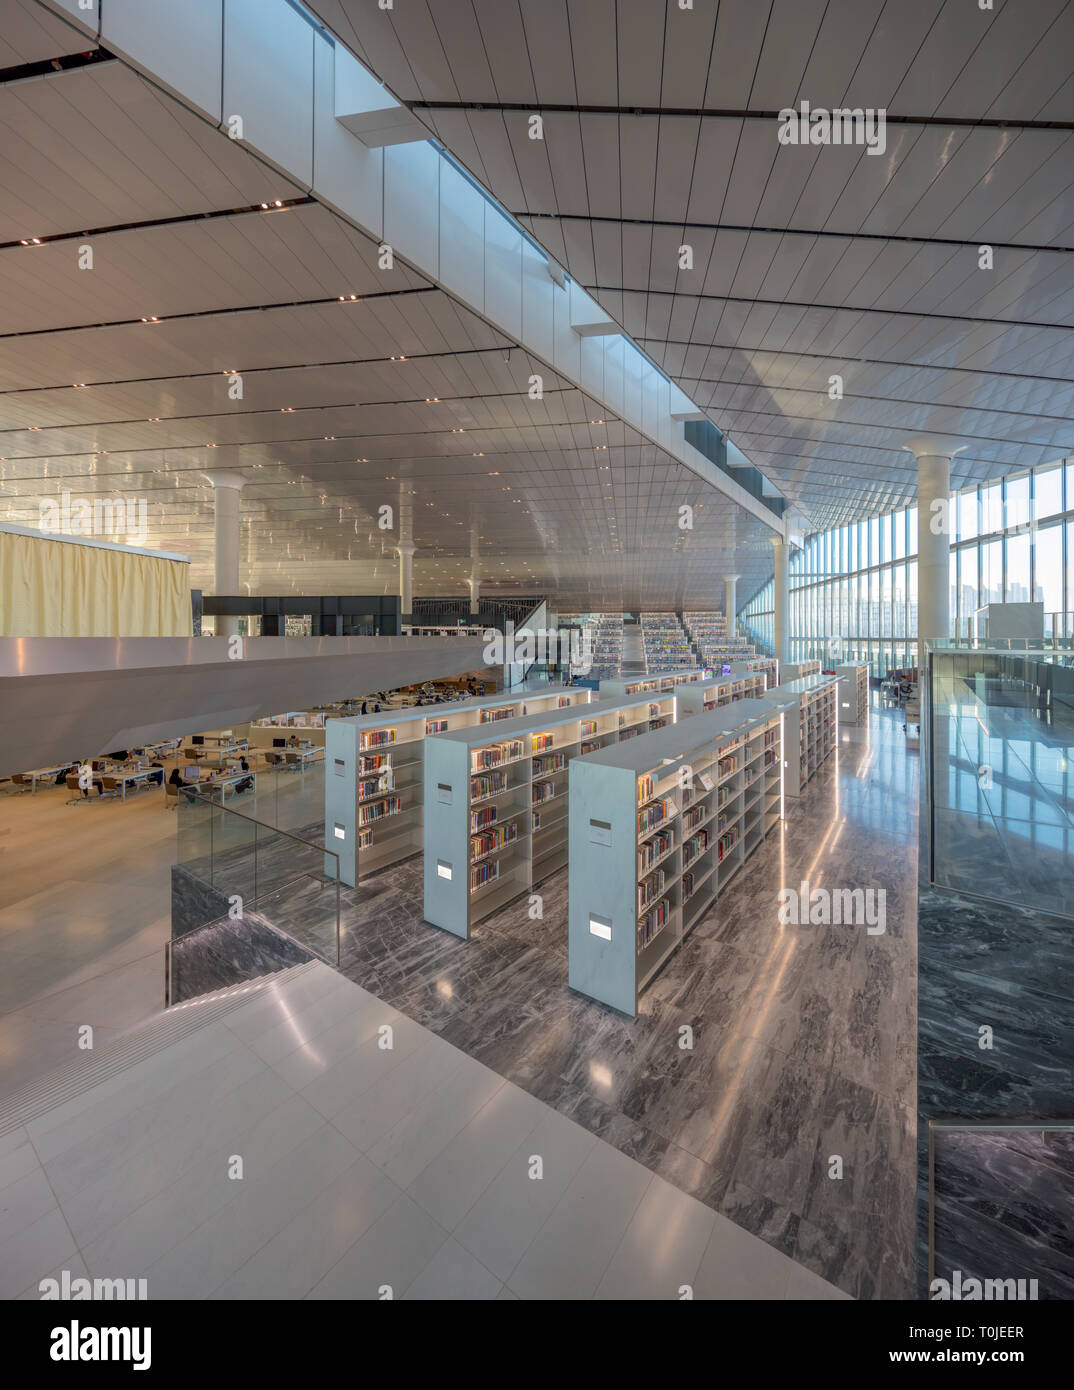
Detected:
left=568, top=700, right=787, bottom=1016
left=423, top=692, right=676, bottom=938
left=325, top=686, right=590, bottom=885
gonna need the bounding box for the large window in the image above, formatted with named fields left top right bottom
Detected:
left=739, top=457, right=1073, bottom=674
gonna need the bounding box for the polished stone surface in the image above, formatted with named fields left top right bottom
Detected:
left=932, top=1129, right=1074, bottom=1300
left=0, top=962, right=847, bottom=1301
left=916, top=880, right=1074, bottom=1296
left=262, top=701, right=919, bottom=1297
left=170, top=912, right=313, bottom=1004
left=930, top=669, right=1074, bottom=915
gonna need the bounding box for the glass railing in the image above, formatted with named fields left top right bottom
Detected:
left=176, top=789, right=341, bottom=966
left=165, top=884, right=330, bottom=1006
left=924, top=644, right=1074, bottom=918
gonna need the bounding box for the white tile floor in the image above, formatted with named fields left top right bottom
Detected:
left=1, top=962, right=850, bottom=1301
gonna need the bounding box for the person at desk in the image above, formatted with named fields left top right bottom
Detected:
left=287, top=735, right=299, bottom=748
left=232, top=757, right=254, bottom=796
left=147, top=759, right=166, bottom=788
left=168, top=767, right=185, bottom=788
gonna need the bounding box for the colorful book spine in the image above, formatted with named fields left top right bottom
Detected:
left=470, top=771, right=507, bottom=800
left=470, top=805, right=499, bottom=832
left=360, top=728, right=395, bottom=750
left=471, top=824, right=517, bottom=859
left=358, top=796, right=401, bottom=826
left=469, top=861, right=500, bottom=893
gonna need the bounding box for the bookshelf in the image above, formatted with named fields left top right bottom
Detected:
left=599, top=669, right=710, bottom=702
left=835, top=662, right=869, bottom=725
left=423, top=692, right=677, bottom=938
left=768, top=675, right=839, bottom=797
left=567, top=699, right=785, bottom=1016
left=781, top=660, right=822, bottom=680
left=727, top=657, right=779, bottom=691
left=676, top=670, right=767, bottom=715
left=325, top=685, right=592, bottom=885
left=641, top=614, right=696, bottom=672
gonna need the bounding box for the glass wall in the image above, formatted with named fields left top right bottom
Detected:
left=739, top=458, right=1074, bottom=677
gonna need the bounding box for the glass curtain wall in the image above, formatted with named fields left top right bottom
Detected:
left=739, top=459, right=1074, bottom=677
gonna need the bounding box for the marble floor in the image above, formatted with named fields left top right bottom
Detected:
left=261, top=700, right=920, bottom=1298
left=931, top=1127, right=1074, bottom=1300
left=0, top=960, right=847, bottom=1301
left=931, top=673, right=1074, bottom=916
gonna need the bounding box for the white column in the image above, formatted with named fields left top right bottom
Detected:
left=468, top=573, right=480, bottom=617
left=905, top=436, right=961, bottom=671
left=204, top=471, right=246, bottom=637
left=723, top=575, right=739, bottom=633
left=772, top=536, right=789, bottom=664
left=396, top=541, right=415, bottom=619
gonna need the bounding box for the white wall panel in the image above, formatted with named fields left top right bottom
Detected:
left=312, top=37, right=383, bottom=240
left=579, top=333, right=605, bottom=401
left=484, top=205, right=522, bottom=342
left=384, top=140, right=440, bottom=280
left=223, top=0, right=314, bottom=187
left=103, top=0, right=223, bottom=123
left=520, top=239, right=555, bottom=365
left=552, top=271, right=580, bottom=382
left=438, top=160, right=486, bottom=314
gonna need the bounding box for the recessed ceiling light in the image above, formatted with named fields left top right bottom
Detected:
left=140, top=316, right=160, bottom=323
left=281, top=407, right=294, bottom=413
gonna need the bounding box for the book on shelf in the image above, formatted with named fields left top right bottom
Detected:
left=357, top=827, right=373, bottom=848
left=683, top=828, right=710, bottom=866
left=357, top=775, right=393, bottom=801
left=359, top=728, right=395, bottom=750
left=425, top=718, right=448, bottom=734
left=685, top=804, right=707, bottom=830
left=469, top=860, right=499, bottom=893
left=717, top=755, right=736, bottom=778
left=470, top=740, right=524, bottom=770
left=471, top=824, right=518, bottom=859
left=480, top=706, right=514, bottom=723
left=358, top=753, right=391, bottom=774
left=637, top=799, right=674, bottom=835
left=532, top=780, right=558, bottom=806
left=580, top=740, right=601, bottom=756
left=637, top=868, right=666, bottom=913
left=637, top=897, right=670, bottom=948
left=470, top=771, right=508, bottom=800
left=470, top=805, right=499, bottom=831
left=532, top=753, right=567, bottom=776
left=718, top=828, right=738, bottom=861
left=637, top=828, right=673, bottom=873
left=358, top=795, right=401, bottom=826
left=581, top=720, right=598, bottom=737
left=637, top=774, right=654, bottom=804
left=532, top=733, right=554, bottom=752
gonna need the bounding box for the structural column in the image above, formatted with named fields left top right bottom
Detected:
left=905, top=436, right=961, bottom=671
left=468, top=572, right=480, bottom=618
left=772, top=536, right=790, bottom=664
left=396, top=541, right=415, bottom=623
left=204, top=471, right=246, bottom=637
left=723, top=575, right=739, bottom=634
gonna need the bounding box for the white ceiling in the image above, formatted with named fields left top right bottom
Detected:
left=5, top=0, right=1073, bottom=613
left=0, top=21, right=779, bottom=610
left=304, top=0, right=1074, bottom=603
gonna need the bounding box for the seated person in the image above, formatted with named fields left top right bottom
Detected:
left=168, top=767, right=185, bottom=787
left=147, top=760, right=166, bottom=787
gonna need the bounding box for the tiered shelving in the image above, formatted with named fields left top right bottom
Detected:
left=728, top=657, right=779, bottom=691
left=568, top=700, right=785, bottom=1016
left=325, top=685, right=592, bottom=884
left=423, top=692, right=677, bottom=937
left=598, top=669, right=710, bottom=703
left=769, top=675, right=839, bottom=797
left=835, top=662, right=870, bottom=725
left=641, top=614, right=695, bottom=672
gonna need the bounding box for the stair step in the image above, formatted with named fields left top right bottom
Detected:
left=0, top=960, right=320, bottom=1138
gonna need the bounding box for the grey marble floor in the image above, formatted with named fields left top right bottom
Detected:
left=931, top=1128, right=1074, bottom=1300
left=261, top=700, right=919, bottom=1298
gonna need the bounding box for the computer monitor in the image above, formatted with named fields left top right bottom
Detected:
left=721, top=664, right=731, bottom=676
left=191, top=735, right=205, bottom=746
left=183, top=766, right=201, bottom=782
left=273, top=737, right=286, bottom=748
